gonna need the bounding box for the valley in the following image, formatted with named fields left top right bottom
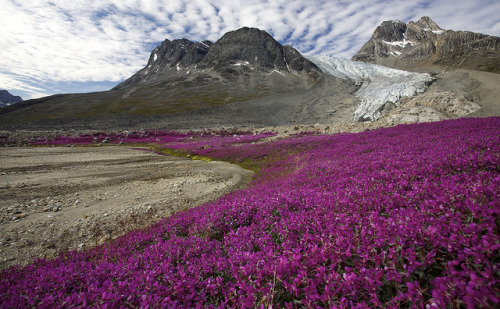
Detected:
left=0, top=15, right=499, bottom=308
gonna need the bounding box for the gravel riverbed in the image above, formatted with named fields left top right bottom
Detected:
left=0, top=146, right=253, bottom=270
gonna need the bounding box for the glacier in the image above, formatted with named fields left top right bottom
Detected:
left=307, top=55, right=434, bottom=121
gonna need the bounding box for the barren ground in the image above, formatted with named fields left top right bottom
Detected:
left=0, top=146, right=253, bottom=270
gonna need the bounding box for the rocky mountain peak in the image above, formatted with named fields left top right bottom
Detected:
left=200, top=27, right=282, bottom=69
left=114, top=27, right=322, bottom=90
left=373, top=20, right=407, bottom=41
left=114, top=38, right=213, bottom=90
left=198, top=27, right=320, bottom=76
left=147, top=38, right=213, bottom=69
left=0, top=90, right=23, bottom=108
left=352, top=16, right=500, bottom=73
left=412, top=16, right=443, bottom=32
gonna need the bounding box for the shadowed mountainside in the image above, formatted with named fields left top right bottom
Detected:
left=1, top=27, right=353, bottom=129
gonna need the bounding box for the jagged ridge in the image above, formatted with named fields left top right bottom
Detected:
left=353, top=16, right=500, bottom=73
left=115, top=27, right=322, bottom=91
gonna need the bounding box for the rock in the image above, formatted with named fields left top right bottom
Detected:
left=11, top=213, right=26, bottom=220
left=403, top=91, right=480, bottom=117
left=383, top=106, right=446, bottom=125
left=352, top=16, right=500, bottom=73
left=0, top=90, right=23, bottom=108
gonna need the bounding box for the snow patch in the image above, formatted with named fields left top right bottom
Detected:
left=232, top=61, right=250, bottom=66
left=423, top=28, right=445, bottom=34
left=153, top=53, right=158, bottom=62
left=176, top=63, right=181, bottom=72
left=307, top=55, right=434, bottom=121
left=382, top=39, right=414, bottom=48
left=283, top=50, right=290, bottom=72
left=268, top=70, right=286, bottom=77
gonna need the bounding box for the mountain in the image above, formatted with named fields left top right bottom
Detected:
left=0, top=90, right=22, bottom=108
left=109, top=27, right=324, bottom=113
left=115, top=27, right=321, bottom=91
left=113, top=38, right=214, bottom=90
left=349, top=16, right=500, bottom=124
left=1, top=27, right=349, bottom=129
left=352, top=16, right=500, bottom=73
left=1, top=22, right=498, bottom=131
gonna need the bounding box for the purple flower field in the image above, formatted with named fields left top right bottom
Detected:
left=27, top=129, right=276, bottom=149
left=1, top=117, right=499, bottom=308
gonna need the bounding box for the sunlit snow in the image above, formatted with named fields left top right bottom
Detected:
left=308, top=55, right=434, bottom=121
left=232, top=61, right=250, bottom=66
left=269, top=70, right=286, bottom=76
left=382, top=39, right=414, bottom=48
left=423, top=28, right=445, bottom=34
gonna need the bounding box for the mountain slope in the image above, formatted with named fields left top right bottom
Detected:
left=307, top=56, right=434, bottom=121
left=353, top=16, right=500, bottom=73
left=0, top=90, right=22, bottom=108
left=0, top=27, right=354, bottom=130
left=112, top=27, right=323, bottom=103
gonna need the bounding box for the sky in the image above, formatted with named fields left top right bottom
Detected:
left=1, top=0, right=499, bottom=100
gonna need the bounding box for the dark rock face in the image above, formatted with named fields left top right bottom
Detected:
left=114, top=27, right=322, bottom=90
left=199, top=27, right=285, bottom=70
left=114, top=39, right=213, bottom=90
left=0, top=90, right=22, bottom=107
left=150, top=39, right=212, bottom=68
left=352, top=16, right=500, bottom=73
left=198, top=27, right=320, bottom=76
left=373, top=20, right=407, bottom=42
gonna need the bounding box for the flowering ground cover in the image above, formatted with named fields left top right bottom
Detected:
left=1, top=117, right=499, bottom=308
left=27, top=129, right=276, bottom=148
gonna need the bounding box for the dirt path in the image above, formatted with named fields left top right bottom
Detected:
left=0, top=146, right=253, bottom=270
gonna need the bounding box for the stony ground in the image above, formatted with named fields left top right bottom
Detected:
left=0, top=146, right=253, bottom=270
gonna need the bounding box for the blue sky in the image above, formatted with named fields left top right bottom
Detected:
left=1, top=0, right=499, bottom=100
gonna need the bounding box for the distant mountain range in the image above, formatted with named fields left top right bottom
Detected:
left=0, top=90, right=22, bottom=108
left=0, top=17, right=498, bottom=130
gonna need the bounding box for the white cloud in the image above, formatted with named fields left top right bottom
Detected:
left=1, top=0, right=499, bottom=99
